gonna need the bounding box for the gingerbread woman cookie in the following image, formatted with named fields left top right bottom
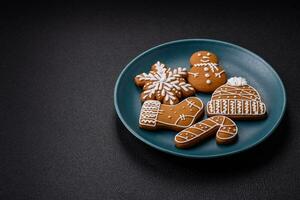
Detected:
left=187, top=51, right=227, bottom=93
left=175, top=115, right=238, bottom=148
left=206, top=77, right=267, bottom=120
left=139, top=97, right=204, bottom=131
left=135, top=61, right=195, bottom=105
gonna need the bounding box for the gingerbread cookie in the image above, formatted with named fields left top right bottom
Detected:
left=135, top=61, right=195, bottom=105
left=175, top=116, right=238, bottom=148
left=206, top=77, right=267, bottom=120
left=139, top=97, right=204, bottom=132
left=187, top=51, right=227, bottom=93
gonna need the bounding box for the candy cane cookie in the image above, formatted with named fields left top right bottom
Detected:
left=175, top=116, right=238, bottom=148
left=139, top=97, right=204, bottom=132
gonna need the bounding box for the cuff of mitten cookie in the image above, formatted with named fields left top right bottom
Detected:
left=139, top=100, right=161, bottom=128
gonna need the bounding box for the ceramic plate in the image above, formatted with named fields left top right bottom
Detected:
left=114, top=39, right=286, bottom=158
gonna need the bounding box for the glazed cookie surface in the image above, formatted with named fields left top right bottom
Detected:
left=187, top=51, right=227, bottom=93
left=206, top=77, right=267, bottom=120
left=175, top=115, right=238, bottom=148
left=139, top=97, right=204, bottom=132
left=135, top=61, right=195, bottom=105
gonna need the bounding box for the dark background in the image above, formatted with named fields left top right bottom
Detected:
left=1, top=2, right=300, bottom=200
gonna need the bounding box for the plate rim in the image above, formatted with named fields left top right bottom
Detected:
left=114, top=38, right=287, bottom=159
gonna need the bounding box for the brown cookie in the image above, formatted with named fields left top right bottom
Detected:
left=187, top=51, right=227, bottom=93
left=206, top=77, right=267, bottom=120
left=135, top=61, right=195, bottom=105
left=174, top=115, right=238, bottom=148
left=190, top=50, right=219, bottom=65
left=139, top=97, right=204, bottom=132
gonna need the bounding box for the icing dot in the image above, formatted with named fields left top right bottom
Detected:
left=190, top=109, right=193, bottom=112
left=204, top=67, right=209, bottom=71
left=205, top=73, right=210, bottom=78
left=207, top=52, right=210, bottom=56
left=218, top=96, right=221, bottom=99
left=174, top=111, right=177, bottom=114
left=182, top=106, right=185, bottom=109
left=168, top=115, right=172, bottom=119
left=197, top=53, right=201, bottom=56
left=206, top=79, right=212, bottom=84
left=234, top=96, right=237, bottom=98
left=226, top=96, right=229, bottom=98
left=170, top=108, right=173, bottom=111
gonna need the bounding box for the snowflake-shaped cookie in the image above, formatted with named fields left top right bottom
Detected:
left=134, top=61, right=195, bottom=105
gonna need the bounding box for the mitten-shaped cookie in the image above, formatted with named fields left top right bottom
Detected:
left=135, top=61, right=195, bottom=105
left=206, top=77, right=267, bottom=120
left=139, top=97, right=204, bottom=132
left=187, top=51, right=227, bottom=93
left=175, top=116, right=238, bottom=148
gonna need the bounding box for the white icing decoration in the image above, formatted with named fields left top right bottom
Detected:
left=179, top=114, right=186, bottom=120
left=205, top=73, right=210, bottom=78
left=227, top=77, right=248, bottom=86
left=139, top=100, right=161, bottom=127
left=207, top=100, right=266, bottom=116
left=204, top=67, right=209, bottom=71
left=245, top=101, right=249, bottom=114
left=200, top=57, right=210, bottom=62
left=223, top=100, right=227, bottom=114
left=206, top=79, right=212, bottom=84
left=136, top=61, right=194, bottom=104
left=188, top=72, right=199, bottom=78
left=259, top=102, right=264, bottom=113
left=237, top=100, right=242, bottom=114
left=194, top=63, right=218, bottom=72
left=230, top=100, right=235, bottom=114
left=216, top=100, right=220, bottom=113
left=215, top=70, right=224, bottom=78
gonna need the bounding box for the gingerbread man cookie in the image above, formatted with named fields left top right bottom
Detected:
left=206, top=77, right=267, bottom=120
left=139, top=97, right=204, bottom=132
left=187, top=51, right=227, bottom=93
left=175, top=115, right=238, bottom=148
left=135, top=61, right=195, bottom=105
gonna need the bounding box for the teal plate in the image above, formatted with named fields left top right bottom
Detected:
left=114, top=39, right=286, bottom=158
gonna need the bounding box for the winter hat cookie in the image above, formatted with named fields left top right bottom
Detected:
left=187, top=51, right=227, bottom=93
left=139, top=97, right=204, bottom=132
left=175, top=115, right=238, bottom=148
left=206, top=77, right=267, bottom=120
left=135, top=61, right=195, bottom=105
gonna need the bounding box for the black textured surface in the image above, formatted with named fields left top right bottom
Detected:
left=1, top=3, right=300, bottom=200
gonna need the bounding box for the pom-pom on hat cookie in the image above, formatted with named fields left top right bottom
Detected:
left=187, top=51, right=227, bottom=93
left=135, top=61, right=195, bottom=105
left=206, top=77, right=267, bottom=120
